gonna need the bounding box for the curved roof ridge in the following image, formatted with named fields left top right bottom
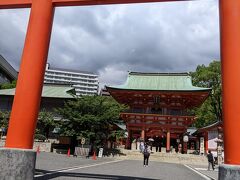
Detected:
left=106, top=71, right=211, bottom=92
left=129, top=72, right=189, bottom=76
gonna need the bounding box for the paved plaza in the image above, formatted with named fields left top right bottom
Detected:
left=35, top=152, right=218, bottom=180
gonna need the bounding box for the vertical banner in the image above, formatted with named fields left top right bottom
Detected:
left=200, top=137, right=205, bottom=155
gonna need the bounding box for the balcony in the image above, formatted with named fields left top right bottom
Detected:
left=124, top=109, right=192, bottom=116
left=120, top=112, right=195, bottom=129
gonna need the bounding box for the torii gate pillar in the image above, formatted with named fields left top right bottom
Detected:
left=0, top=0, right=54, bottom=179
left=219, top=0, right=240, bottom=179
left=0, top=0, right=240, bottom=179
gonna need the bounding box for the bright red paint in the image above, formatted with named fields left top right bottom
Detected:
left=1, top=0, right=240, bottom=165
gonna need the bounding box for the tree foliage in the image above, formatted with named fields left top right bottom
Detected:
left=0, top=80, right=17, bottom=89
left=37, top=109, right=55, bottom=139
left=190, top=60, right=222, bottom=127
left=57, top=96, right=127, bottom=147
left=0, top=111, right=10, bottom=135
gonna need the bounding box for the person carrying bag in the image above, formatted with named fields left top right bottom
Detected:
left=143, top=143, right=151, bottom=167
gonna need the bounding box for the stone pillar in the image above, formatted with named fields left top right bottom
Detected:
left=219, top=164, right=240, bottom=180
left=0, top=148, right=36, bottom=179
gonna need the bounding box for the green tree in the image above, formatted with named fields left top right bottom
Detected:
left=0, top=80, right=17, bottom=89
left=190, top=60, right=222, bottom=127
left=0, top=111, right=10, bottom=135
left=57, top=96, right=127, bottom=147
left=37, top=109, right=55, bottom=139
left=108, top=129, right=126, bottom=145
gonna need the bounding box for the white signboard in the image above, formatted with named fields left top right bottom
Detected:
left=98, top=148, right=103, bottom=158
left=200, top=137, right=205, bottom=155
left=208, top=131, right=218, bottom=149
left=183, top=135, right=189, bottom=143
left=81, top=138, right=86, bottom=145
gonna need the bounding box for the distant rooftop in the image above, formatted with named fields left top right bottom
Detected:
left=129, top=72, right=190, bottom=76
left=0, top=84, right=75, bottom=99
left=0, top=55, right=18, bottom=81
left=106, top=72, right=211, bottom=92
left=46, top=63, right=97, bottom=75
left=195, top=121, right=223, bottom=134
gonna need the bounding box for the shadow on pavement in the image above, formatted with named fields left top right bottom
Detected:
left=35, top=169, right=160, bottom=180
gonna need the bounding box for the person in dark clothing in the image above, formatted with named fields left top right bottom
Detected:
left=155, top=136, right=161, bottom=152
left=207, top=150, right=215, bottom=170
left=175, top=144, right=179, bottom=153
left=143, top=143, right=151, bottom=167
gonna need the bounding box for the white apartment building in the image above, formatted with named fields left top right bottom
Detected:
left=44, top=63, right=99, bottom=96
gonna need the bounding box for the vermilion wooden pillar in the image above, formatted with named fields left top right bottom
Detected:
left=1, top=0, right=187, bottom=151
left=166, top=131, right=170, bottom=152
left=126, top=129, right=131, bottom=149
left=141, top=129, right=145, bottom=140
left=5, top=0, right=54, bottom=149
left=1, top=0, right=239, bottom=167
left=204, top=132, right=208, bottom=154
left=220, top=0, right=240, bottom=165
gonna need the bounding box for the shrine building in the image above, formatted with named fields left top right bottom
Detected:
left=106, top=72, right=211, bottom=152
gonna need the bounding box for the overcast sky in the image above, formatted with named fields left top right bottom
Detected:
left=0, top=0, right=219, bottom=88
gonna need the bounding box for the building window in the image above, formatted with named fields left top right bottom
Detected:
left=154, top=96, right=161, bottom=104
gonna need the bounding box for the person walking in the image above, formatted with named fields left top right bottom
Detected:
left=207, top=150, right=215, bottom=170
left=143, top=143, right=151, bottom=167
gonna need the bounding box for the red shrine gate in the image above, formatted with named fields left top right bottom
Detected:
left=1, top=0, right=240, bottom=166
left=107, top=72, right=211, bottom=152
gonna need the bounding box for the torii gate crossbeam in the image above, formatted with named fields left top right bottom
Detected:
left=0, top=0, right=240, bottom=179
left=0, top=0, right=190, bottom=9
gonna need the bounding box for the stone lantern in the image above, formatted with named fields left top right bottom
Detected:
left=215, top=133, right=223, bottom=165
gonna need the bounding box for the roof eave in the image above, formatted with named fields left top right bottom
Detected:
left=106, top=86, right=212, bottom=92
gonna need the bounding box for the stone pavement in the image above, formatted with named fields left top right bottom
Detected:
left=118, top=149, right=209, bottom=165
left=117, top=153, right=218, bottom=180
left=117, top=150, right=219, bottom=180
left=35, top=152, right=219, bottom=180
left=186, top=164, right=219, bottom=180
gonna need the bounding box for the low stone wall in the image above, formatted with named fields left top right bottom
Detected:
left=0, top=140, right=52, bottom=152
left=33, top=142, right=52, bottom=152
left=0, top=140, right=5, bottom=147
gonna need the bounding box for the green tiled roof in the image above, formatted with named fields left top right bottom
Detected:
left=0, top=85, right=75, bottom=98
left=107, top=72, right=211, bottom=91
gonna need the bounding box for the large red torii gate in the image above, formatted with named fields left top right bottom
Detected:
left=0, top=0, right=240, bottom=169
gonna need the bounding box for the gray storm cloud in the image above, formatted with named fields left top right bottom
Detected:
left=0, top=0, right=219, bottom=87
